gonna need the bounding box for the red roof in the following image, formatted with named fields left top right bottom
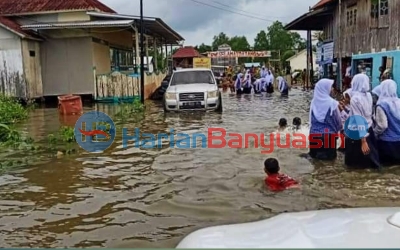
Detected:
left=0, top=0, right=115, bottom=15
left=172, top=46, right=201, bottom=59
left=312, top=0, right=334, bottom=9
left=0, top=16, right=42, bottom=40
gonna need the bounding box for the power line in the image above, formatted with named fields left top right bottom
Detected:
left=208, top=0, right=289, bottom=19
left=187, top=0, right=276, bottom=22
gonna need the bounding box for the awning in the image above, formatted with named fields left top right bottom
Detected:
left=86, top=12, right=184, bottom=45
left=284, top=7, right=332, bottom=31
left=20, top=20, right=134, bottom=29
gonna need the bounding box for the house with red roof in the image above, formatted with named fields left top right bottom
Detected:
left=172, top=46, right=202, bottom=68
left=0, top=0, right=184, bottom=100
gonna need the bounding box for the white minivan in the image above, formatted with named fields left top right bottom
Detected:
left=163, top=68, right=222, bottom=112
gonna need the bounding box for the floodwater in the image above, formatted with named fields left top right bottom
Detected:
left=1, top=89, right=400, bottom=247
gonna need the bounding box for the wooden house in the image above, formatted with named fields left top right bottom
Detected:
left=286, top=0, right=400, bottom=94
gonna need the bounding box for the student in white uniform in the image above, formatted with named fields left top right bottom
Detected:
left=277, top=76, right=289, bottom=96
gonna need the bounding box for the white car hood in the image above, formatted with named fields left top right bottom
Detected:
left=167, top=83, right=217, bottom=93
left=176, top=207, right=400, bottom=248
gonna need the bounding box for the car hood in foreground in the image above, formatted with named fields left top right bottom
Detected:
left=176, top=207, right=400, bottom=248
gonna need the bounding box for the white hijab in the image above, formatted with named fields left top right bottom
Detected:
left=277, top=76, right=286, bottom=92
left=269, top=70, right=274, bottom=82
left=235, top=73, right=243, bottom=88
left=372, top=84, right=382, bottom=96
left=309, top=78, right=338, bottom=123
left=351, top=74, right=372, bottom=101
left=350, top=73, right=373, bottom=116
left=377, top=79, right=400, bottom=120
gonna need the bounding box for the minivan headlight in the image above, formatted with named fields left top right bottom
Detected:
left=165, top=92, right=176, bottom=100
left=208, top=90, right=218, bottom=98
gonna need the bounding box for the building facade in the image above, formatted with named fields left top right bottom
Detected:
left=0, top=0, right=184, bottom=101
left=211, top=44, right=238, bottom=67
left=286, top=49, right=317, bottom=72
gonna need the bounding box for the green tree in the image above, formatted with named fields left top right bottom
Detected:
left=227, top=36, right=251, bottom=64
left=266, top=21, right=307, bottom=64
left=212, top=32, right=230, bottom=50
left=291, top=32, right=307, bottom=51
left=228, top=36, right=250, bottom=51
left=254, top=30, right=268, bottom=50
left=266, top=21, right=293, bottom=51
left=195, top=43, right=212, bottom=53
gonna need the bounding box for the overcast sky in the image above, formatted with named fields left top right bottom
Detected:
left=100, top=0, right=318, bottom=46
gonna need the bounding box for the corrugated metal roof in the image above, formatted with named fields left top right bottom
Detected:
left=172, top=46, right=200, bottom=58
left=0, top=16, right=42, bottom=40
left=0, top=0, right=115, bottom=15
left=21, top=20, right=134, bottom=29
left=87, top=11, right=184, bottom=44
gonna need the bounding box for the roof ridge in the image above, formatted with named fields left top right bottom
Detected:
left=0, top=0, right=116, bottom=15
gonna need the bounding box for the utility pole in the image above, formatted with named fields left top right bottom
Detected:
left=337, top=0, right=342, bottom=92
left=306, top=30, right=310, bottom=89
left=139, top=0, right=145, bottom=104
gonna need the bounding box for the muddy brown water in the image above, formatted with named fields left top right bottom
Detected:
left=1, top=89, right=400, bottom=247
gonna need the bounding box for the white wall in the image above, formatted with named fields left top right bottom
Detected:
left=288, top=51, right=317, bottom=71
left=0, top=27, right=25, bottom=97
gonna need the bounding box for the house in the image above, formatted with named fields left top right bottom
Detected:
left=0, top=0, right=184, bottom=101
left=286, top=49, right=317, bottom=71
left=285, top=0, right=400, bottom=94
left=172, top=46, right=201, bottom=68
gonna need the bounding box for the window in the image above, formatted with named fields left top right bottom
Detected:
left=380, top=0, right=388, bottom=15
left=29, top=50, right=35, bottom=57
left=346, top=7, right=357, bottom=26
left=110, top=48, right=134, bottom=71
left=170, top=70, right=215, bottom=85
left=371, top=0, right=388, bottom=18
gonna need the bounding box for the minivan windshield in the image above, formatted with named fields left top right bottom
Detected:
left=170, top=71, right=215, bottom=85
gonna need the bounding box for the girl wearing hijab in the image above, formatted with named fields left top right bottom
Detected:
left=235, top=73, right=243, bottom=95
left=338, top=89, right=352, bottom=151
left=242, top=73, right=252, bottom=94
left=265, top=71, right=274, bottom=94
left=277, top=76, right=289, bottom=96
left=269, top=70, right=275, bottom=84
left=373, top=79, right=400, bottom=165
left=340, top=89, right=351, bottom=124
left=253, top=78, right=265, bottom=94
left=372, top=84, right=382, bottom=108
left=260, top=66, right=267, bottom=78
left=345, top=73, right=381, bottom=169
left=309, top=79, right=342, bottom=160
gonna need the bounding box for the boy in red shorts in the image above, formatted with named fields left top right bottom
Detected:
left=264, top=158, right=299, bottom=192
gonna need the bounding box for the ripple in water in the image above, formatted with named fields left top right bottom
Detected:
left=0, top=89, right=399, bottom=248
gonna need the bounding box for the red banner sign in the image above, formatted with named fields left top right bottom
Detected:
left=207, top=51, right=271, bottom=58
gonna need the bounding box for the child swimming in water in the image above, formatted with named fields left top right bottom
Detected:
left=264, top=158, right=299, bottom=192
left=292, top=117, right=301, bottom=131
left=278, top=118, right=287, bottom=131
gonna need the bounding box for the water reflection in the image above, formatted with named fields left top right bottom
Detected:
left=0, top=89, right=399, bottom=247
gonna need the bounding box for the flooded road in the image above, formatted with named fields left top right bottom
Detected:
left=1, top=89, right=400, bottom=247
